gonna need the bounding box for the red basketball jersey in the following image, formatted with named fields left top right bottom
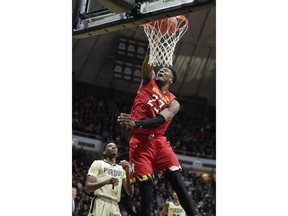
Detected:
left=130, top=80, right=176, bottom=135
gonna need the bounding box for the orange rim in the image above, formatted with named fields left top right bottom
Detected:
left=141, top=15, right=189, bottom=32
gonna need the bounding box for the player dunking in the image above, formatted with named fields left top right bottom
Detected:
left=117, top=47, right=198, bottom=216
left=84, top=141, right=134, bottom=216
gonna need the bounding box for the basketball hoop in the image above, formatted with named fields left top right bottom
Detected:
left=142, top=15, right=189, bottom=67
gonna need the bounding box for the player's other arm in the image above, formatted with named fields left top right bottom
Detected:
left=120, top=160, right=134, bottom=197
left=158, top=99, right=180, bottom=122
left=117, top=99, right=180, bottom=128
left=140, top=46, right=155, bottom=88
left=84, top=175, right=119, bottom=193
left=160, top=203, right=169, bottom=216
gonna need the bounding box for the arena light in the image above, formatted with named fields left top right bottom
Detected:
left=97, top=0, right=136, bottom=13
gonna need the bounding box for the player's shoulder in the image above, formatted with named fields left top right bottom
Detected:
left=168, top=91, right=177, bottom=100
left=165, top=201, right=171, bottom=205
left=164, top=202, right=170, bottom=208
left=91, top=159, right=104, bottom=166
left=139, top=78, right=155, bottom=89
left=93, top=159, right=103, bottom=163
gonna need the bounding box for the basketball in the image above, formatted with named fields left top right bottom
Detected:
left=155, top=17, right=178, bottom=35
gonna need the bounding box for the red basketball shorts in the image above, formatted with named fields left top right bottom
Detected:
left=128, top=134, right=181, bottom=182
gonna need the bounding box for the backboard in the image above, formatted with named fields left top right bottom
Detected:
left=72, top=0, right=215, bottom=38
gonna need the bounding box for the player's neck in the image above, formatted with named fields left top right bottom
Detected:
left=104, top=158, right=116, bottom=165
left=173, top=200, right=180, bottom=205
left=156, top=80, right=170, bottom=93
left=162, top=88, right=169, bottom=93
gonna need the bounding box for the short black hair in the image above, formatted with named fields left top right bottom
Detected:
left=103, top=140, right=117, bottom=152
left=167, top=66, right=177, bottom=84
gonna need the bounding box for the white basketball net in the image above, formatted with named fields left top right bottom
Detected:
left=142, top=15, right=189, bottom=67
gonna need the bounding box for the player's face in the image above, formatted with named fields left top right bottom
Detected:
left=105, top=143, right=118, bottom=156
left=172, top=192, right=178, bottom=201
left=156, top=67, right=173, bottom=84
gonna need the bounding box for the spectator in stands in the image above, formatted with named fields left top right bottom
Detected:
left=160, top=191, right=186, bottom=216
left=72, top=186, right=77, bottom=215
left=84, top=141, right=134, bottom=216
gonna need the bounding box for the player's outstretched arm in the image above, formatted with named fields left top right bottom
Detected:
left=158, top=99, right=180, bottom=122
left=120, top=160, right=134, bottom=197
left=140, top=46, right=155, bottom=87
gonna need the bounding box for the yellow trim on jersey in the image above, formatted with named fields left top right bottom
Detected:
left=132, top=174, right=154, bottom=183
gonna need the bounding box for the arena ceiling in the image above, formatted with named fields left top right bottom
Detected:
left=72, top=6, right=216, bottom=105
